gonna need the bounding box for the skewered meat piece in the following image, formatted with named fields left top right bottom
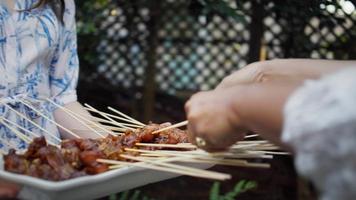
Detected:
left=61, top=139, right=82, bottom=168
left=4, top=122, right=188, bottom=181
left=80, top=150, right=108, bottom=174
left=4, top=149, right=29, bottom=174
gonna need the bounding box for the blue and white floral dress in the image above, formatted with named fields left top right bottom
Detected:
left=0, top=0, right=79, bottom=151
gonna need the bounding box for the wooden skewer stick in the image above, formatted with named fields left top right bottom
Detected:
left=152, top=121, right=188, bottom=134
left=1, top=117, right=40, bottom=139
left=152, top=122, right=260, bottom=136
left=0, top=149, right=5, bottom=155
left=84, top=104, right=134, bottom=131
left=0, top=138, right=19, bottom=150
left=90, top=116, right=143, bottom=128
left=4, top=104, right=65, bottom=141
left=0, top=117, right=59, bottom=148
left=107, top=106, right=146, bottom=126
left=62, top=112, right=118, bottom=137
left=17, top=100, right=68, bottom=143
left=135, top=143, right=196, bottom=149
left=135, top=142, right=265, bottom=149
left=47, top=99, right=105, bottom=138
left=235, top=140, right=269, bottom=144
left=84, top=107, right=144, bottom=126
left=0, top=119, right=31, bottom=144
left=136, top=142, right=279, bottom=154
left=126, top=148, right=271, bottom=167
left=175, top=157, right=271, bottom=168
left=87, top=124, right=127, bottom=132
left=98, top=158, right=228, bottom=180
left=246, top=150, right=291, bottom=155
left=120, top=154, right=231, bottom=180
left=126, top=148, right=273, bottom=159
left=57, top=110, right=117, bottom=137
left=124, top=148, right=266, bottom=168
left=244, top=134, right=259, bottom=139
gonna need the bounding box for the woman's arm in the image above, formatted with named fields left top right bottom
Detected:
left=217, top=59, right=355, bottom=89
left=54, top=101, right=102, bottom=139
left=185, top=81, right=301, bottom=151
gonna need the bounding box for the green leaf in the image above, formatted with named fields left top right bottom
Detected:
left=119, top=191, right=130, bottom=200
left=109, top=194, right=117, bottom=200
left=209, top=182, right=221, bottom=200
left=223, top=180, right=246, bottom=200
left=223, top=180, right=258, bottom=200
left=129, top=190, right=141, bottom=200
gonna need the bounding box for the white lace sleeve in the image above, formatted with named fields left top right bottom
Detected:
left=282, top=67, right=356, bottom=200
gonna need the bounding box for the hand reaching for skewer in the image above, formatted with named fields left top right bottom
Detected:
left=185, top=89, right=247, bottom=152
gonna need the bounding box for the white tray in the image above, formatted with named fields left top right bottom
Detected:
left=0, top=156, right=212, bottom=200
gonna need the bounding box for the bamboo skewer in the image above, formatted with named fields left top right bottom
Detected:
left=127, top=148, right=273, bottom=159
left=0, top=117, right=60, bottom=147
left=120, top=155, right=231, bottom=180
left=152, top=149, right=260, bottom=158
left=246, top=150, right=291, bottom=155
left=152, top=121, right=259, bottom=139
left=90, top=116, right=143, bottom=128
left=0, top=119, right=32, bottom=144
left=84, top=104, right=135, bottom=131
left=135, top=142, right=263, bottom=149
left=60, top=110, right=119, bottom=136
left=3, top=104, right=65, bottom=141
left=107, top=106, right=146, bottom=126
left=87, top=124, right=127, bottom=133
left=135, top=143, right=196, bottom=149
left=245, top=134, right=259, bottom=139
left=0, top=138, right=19, bottom=150
left=0, top=149, right=5, bottom=155
left=98, top=158, right=228, bottom=180
left=62, top=112, right=117, bottom=137
left=124, top=148, right=269, bottom=168
left=152, top=121, right=188, bottom=134
left=84, top=107, right=143, bottom=126
left=17, top=100, right=66, bottom=143
left=135, top=142, right=286, bottom=156
left=47, top=99, right=105, bottom=138
left=174, top=158, right=271, bottom=168
left=46, top=104, right=114, bottom=137
left=1, top=117, right=40, bottom=139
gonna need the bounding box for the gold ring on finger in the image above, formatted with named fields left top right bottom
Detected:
left=195, top=137, right=206, bottom=147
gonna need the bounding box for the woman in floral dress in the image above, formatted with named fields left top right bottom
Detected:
left=0, top=0, right=101, bottom=197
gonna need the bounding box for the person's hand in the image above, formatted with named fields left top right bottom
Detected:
left=0, top=180, right=20, bottom=198
left=216, top=62, right=265, bottom=90
left=185, top=89, right=247, bottom=152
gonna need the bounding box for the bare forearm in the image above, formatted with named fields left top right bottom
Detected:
left=217, top=59, right=354, bottom=90
left=263, top=59, right=355, bottom=80
left=231, top=81, right=302, bottom=148
left=54, top=101, right=101, bottom=139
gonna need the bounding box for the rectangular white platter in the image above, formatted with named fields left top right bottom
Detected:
left=0, top=155, right=212, bottom=200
